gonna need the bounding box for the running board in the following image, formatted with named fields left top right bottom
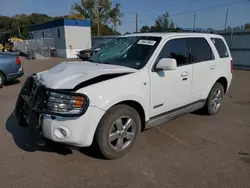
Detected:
left=147, top=100, right=206, bottom=129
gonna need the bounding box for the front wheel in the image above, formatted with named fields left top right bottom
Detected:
left=204, top=82, right=225, bottom=115
left=0, top=72, right=5, bottom=88
left=94, top=104, right=141, bottom=159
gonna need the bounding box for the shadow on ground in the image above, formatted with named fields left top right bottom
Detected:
left=5, top=113, right=105, bottom=159
left=4, top=79, right=21, bottom=86
left=6, top=113, right=73, bottom=155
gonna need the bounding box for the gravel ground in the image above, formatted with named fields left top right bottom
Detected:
left=0, top=57, right=250, bottom=188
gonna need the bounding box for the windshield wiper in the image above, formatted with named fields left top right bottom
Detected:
left=101, top=61, right=112, bottom=64
left=94, top=61, right=112, bottom=65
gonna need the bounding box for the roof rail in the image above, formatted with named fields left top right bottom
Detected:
left=138, top=28, right=214, bottom=34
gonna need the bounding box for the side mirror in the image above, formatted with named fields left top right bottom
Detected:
left=155, top=58, right=177, bottom=71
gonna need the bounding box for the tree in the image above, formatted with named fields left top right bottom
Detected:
left=71, top=0, right=123, bottom=36
left=67, top=13, right=85, bottom=20
left=244, top=23, right=250, bottom=30
left=100, top=25, right=121, bottom=35
left=140, top=26, right=150, bottom=33
left=123, top=32, right=131, bottom=35
left=139, top=12, right=176, bottom=33
left=154, top=12, right=175, bottom=32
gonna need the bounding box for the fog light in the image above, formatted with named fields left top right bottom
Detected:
left=53, top=127, right=71, bottom=139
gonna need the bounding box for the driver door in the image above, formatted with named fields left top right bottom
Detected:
left=150, top=38, right=193, bottom=117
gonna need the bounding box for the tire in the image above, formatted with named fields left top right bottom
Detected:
left=0, top=72, right=5, bottom=88
left=204, top=82, right=225, bottom=115
left=94, top=104, right=141, bottom=159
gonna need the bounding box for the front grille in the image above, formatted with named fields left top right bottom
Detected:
left=16, top=75, right=89, bottom=118
left=19, top=76, right=47, bottom=113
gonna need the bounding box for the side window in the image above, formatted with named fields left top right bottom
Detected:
left=158, top=38, right=189, bottom=66
left=188, top=38, right=214, bottom=63
left=57, top=29, right=61, bottom=39
left=211, top=38, right=229, bottom=58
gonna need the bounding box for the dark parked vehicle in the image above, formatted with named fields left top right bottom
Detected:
left=0, top=52, right=24, bottom=87
left=77, top=43, right=106, bottom=60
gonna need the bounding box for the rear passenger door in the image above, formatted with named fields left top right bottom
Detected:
left=187, top=37, right=215, bottom=102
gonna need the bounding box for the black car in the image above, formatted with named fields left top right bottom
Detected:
left=77, top=43, right=106, bottom=60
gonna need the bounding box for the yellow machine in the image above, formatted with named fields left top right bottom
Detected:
left=0, top=37, right=23, bottom=52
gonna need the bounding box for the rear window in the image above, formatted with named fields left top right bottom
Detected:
left=211, top=38, right=229, bottom=58
left=188, top=38, right=214, bottom=63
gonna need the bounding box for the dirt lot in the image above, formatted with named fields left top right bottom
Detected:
left=0, top=58, right=250, bottom=188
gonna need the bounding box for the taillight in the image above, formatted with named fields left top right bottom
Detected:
left=230, top=60, right=233, bottom=73
left=16, top=56, right=21, bottom=65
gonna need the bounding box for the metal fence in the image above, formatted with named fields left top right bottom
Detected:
left=24, top=38, right=55, bottom=58
left=14, top=38, right=55, bottom=58
left=216, top=30, right=250, bottom=69
left=13, top=40, right=28, bottom=55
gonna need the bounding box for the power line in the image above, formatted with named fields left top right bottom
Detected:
left=128, top=0, right=205, bottom=14
left=136, top=0, right=249, bottom=24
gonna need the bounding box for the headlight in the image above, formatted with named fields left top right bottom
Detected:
left=45, top=91, right=89, bottom=116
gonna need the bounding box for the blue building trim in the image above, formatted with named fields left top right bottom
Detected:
left=30, top=18, right=91, bottom=31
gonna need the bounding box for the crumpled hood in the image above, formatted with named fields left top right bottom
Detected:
left=35, top=61, right=137, bottom=89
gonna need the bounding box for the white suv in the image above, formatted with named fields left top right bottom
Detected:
left=15, top=32, right=233, bottom=159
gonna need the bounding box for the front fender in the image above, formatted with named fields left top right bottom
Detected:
left=76, top=70, right=151, bottom=121
left=98, top=94, right=150, bottom=121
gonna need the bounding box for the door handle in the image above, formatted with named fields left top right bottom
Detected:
left=210, top=65, right=216, bottom=70
left=181, top=72, right=188, bottom=77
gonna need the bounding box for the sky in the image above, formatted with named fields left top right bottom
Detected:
left=0, top=0, right=249, bottom=34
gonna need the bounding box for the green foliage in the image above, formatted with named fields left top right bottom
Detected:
left=140, top=12, right=177, bottom=33
left=140, top=26, right=150, bottom=33
left=71, top=0, right=123, bottom=36
left=0, top=10, right=121, bottom=40
left=0, top=13, right=54, bottom=40
left=244, top=23, right=250, bottom=29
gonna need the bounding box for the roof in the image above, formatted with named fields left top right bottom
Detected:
left=121, top=32, right=223, bottom=39
left=30, top=18, right=91, bottom=31
left=92, top=35, right=120, bottom=39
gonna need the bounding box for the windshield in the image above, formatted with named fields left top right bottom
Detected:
left=92, top=43, right=105, bottom=49
left=89, top=36, right=162, bottom=69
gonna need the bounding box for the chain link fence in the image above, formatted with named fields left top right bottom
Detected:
left=14, top=38, right=55, bottom=59
left=24, top=38, right=55, bottom=58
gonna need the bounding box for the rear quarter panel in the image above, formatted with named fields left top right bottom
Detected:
left=204, top=35, right=233, bottom=98
left=0, top=53, right=21, bottom=77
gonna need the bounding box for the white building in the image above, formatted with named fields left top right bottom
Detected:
left=30, top=18, right=92, bottom=58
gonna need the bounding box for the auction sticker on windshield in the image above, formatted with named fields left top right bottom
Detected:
left=137, top=40, right=156, bottom=46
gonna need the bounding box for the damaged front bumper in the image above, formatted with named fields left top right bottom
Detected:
left=15, top=75, right=46, bottom=145
left=14, top=75, right=103, bottom=147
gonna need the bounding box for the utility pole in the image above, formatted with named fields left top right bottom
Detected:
left=96, top=8, right=100, bottom=36
left=136, top=13, right=138, bottom=33
left=95, top=0, right=101, bottom=36
left=17, top=26, right=21, bottom=37
left=193, top=13, right=196, bottom=29
left=224, top=8, right=229, bottom=30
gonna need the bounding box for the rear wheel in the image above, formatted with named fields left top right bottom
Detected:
left=204, top=82, right=225, bottom=115
left=95, top=104, right=141, bottom=159
left=0, top=72, right=5, bottom=88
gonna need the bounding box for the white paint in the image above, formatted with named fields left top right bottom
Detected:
left=33, top=32, right=233, bottom=148
left=36, top=61, right=138, bottom=89
left=31, top=25, right=91, bottom=58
